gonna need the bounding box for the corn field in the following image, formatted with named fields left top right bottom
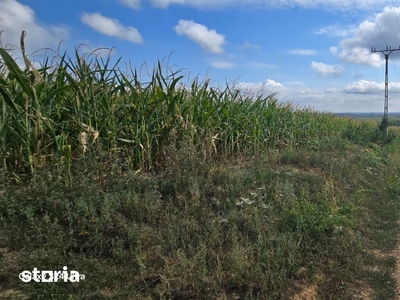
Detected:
left=0, top=34, right=350, bottom=177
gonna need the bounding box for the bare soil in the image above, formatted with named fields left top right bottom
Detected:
left=394, top=223, right=400, bottom=299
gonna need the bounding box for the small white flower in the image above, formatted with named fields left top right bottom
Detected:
left=236, top=197, right=255, bottom=206
left=242, top=197, right=255, bottom=205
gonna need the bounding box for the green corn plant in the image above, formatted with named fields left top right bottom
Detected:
left=0, top=34, right=365, bottom=177
left=0, top=38, right=39, bottom=174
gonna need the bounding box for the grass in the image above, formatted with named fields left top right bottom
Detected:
left=1, top=36, right=400, bottom=299
left=1, top=134, right=400, bottom=299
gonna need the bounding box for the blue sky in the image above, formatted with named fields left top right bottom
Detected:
left=2, top=0, right=400, bottom=112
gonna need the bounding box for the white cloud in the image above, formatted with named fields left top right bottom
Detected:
left=343, top=80, right=400, bottom=94
left=232, top=82, right=348, bottom=111
left=238, top=41, right=261, bottom=50
left=329, top=47, right=338, bottom=54
left=247, top=62, right=274, bottom=68
left=80, top=12, right=143, bottom=44
left=174, top=20, right=225, bottom=54
left=343, top=80, right=381, bottom=94
left=234, top=79, right=285, bottom=96
left=210, top=60, right=235, bottom=69
left=284, top=81, right=305, bottom=87
left=0, top=0, right=69, bottom=52
left=285, top=86, right=383, bottom=112
left=150, top=0, right=388, bottom=10
left=337, top=47, right=382, bottom=67
left=311, top=61, right=345, bottom=76
left=231, top=77, right=394, bottom=112
left=74, top=44, right=117, bottom=59
left=288, top=49, right=317, bottom=55
left=334, top=6, right=400, bottom=66
left=265, top=79, right=284, bottom=89
left=118, top=0, right=141, bottom=9
left=152, top=0, right=185, bottom=8
left=315, top=24, right=354, bottom=37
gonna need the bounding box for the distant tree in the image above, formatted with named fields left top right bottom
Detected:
left=379, top=116, right=389, bottom=132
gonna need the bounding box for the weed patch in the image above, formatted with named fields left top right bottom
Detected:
left=1, top=40, right=400, bottom=299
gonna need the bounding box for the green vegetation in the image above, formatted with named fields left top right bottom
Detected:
left=347, top=114, right=400, bottom=128
left=0, top=34, right=365, bottom=178
left=1, top=36, right=400, bottom=299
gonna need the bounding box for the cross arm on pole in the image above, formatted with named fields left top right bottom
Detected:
left=371, top=46, right=400, bottom=55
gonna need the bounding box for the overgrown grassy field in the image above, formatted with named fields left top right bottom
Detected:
left=1, top=38, right=400, bottom=299
left=349, top=114, right=400, bottom=127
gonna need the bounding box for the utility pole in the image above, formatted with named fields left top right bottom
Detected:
left=371, top=46, right=400, bottom=120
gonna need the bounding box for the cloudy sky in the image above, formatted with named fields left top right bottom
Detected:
left=2, top=0, right=400, bottom=112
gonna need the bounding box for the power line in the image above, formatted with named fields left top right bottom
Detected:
left=390, top=62, right=400, bottom=88
left=341, top=0, right=399, bottom=117
left=339, top=0, right=373, bottom=48
left=389, top=2, right=400, bottom=89
left=392, top=0, right=400, bottom=42
left=339, top=0, right=385, bottom=75
left=365, top=0, right=388, bottom=46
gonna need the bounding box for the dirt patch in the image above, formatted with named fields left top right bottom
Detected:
left=370, top=248, right=388, bottom=259
left=0, top=247, right=27, bottom=300
left=394, top=221, right=400, bottom=299
left=351, top=280, right=374, bottom=300
left=291, top=284, right=318, bottom=300
left=0, top=289, right=28, bottom=300
left=290, top=268, right=320, bottom=300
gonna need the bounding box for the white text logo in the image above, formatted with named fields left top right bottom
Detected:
left=19, top=266, right=85, bottom=283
